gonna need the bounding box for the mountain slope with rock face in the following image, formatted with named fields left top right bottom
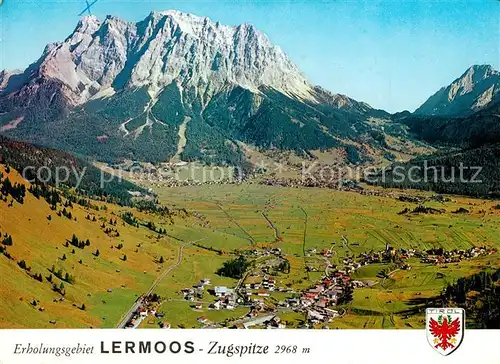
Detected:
left=382, top=67, right=500, bottom=198
left=2, top=11, right=317, bottom=106
left=414, top=65, right=500, bottom=117
left=0, top=11, right=425, bottom=166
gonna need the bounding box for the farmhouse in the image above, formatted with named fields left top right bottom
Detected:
left=214, top=286, right=230, bottom=297
left=307, top=309, right=325, bottom=322
left=197, top=316, right=208, bottom=324
left=210, top=301, right=222, bottom=310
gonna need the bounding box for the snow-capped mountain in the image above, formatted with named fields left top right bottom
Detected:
left=415, top=65, right=500, bottom=116
left=12, top=11, right=317, bottom=105
left=0, top=11, right=412, bottom=165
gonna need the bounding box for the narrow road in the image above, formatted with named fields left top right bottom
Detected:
left=262, top=212, right=280, bottom=242
left=115, top=239, right=203, bottom=328
left=342, top=235, right=354, bottom=253
left=217, top=204, right=255, bottom=245
left=299, top=206, right=310, bottom=280
left=299, top=206, right=308, bottom=256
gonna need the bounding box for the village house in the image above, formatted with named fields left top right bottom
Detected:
left=300, top=298, right=314, bottom=308
left=324, top=291, right=338, bottom=302
left=287, top=298, right=300, bottom=307
left=321, top=249, right=332, bottom=257
left=214, top=286, right=230, bottom=297
left=307, top=309, right=325, bottom=322
left=324, top=308, right=339, bottom=318
left=351, top=280, right=366, bottom=288
left=265, top=316, right=286, bottom=329
left=271, top=248, right=282, bottom=255
left=315, top=298, right=327, bottom=308
left=210, top=301, right=222, bottom=310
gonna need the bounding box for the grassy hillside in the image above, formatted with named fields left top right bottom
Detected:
left=0, top=164, right=175, bottom=327
left=0, top=136, right=143, bottom=204
left=0, top=163, right=250, bottom=328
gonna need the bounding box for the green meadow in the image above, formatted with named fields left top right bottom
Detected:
left=149, top=183, right=500, bottom=328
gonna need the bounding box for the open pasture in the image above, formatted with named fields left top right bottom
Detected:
left=155, top=184, right=500, bottom=257
left=152, top=183, right=500, bottom=328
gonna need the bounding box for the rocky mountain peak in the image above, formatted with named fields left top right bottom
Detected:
left=415, top=64, right=500, bottom=116
left=5, top=10, right=316, bottom=105
left=73, top=15, right=102, bottom=35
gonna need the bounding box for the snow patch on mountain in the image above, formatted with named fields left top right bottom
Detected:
left=20, top=10, right=318, bottom=106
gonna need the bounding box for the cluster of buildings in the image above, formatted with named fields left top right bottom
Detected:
left=295, top=273, right=353, bottom=325
left=237, top=315, right=287, bottom=329
left=242, top=275, right=276, bottom=292
left=356, top=244, right=497, bottom=270
left=180, top=280, right=206, bottom=302
left=180, top=279, right=241, bottom=314
left=421, top=246, right=496, bottom=265
left=210, top=286, right=238, bottom=310
left=178, top=239, right=497, bottom=329
left=125, top=305, right=167, bottom=329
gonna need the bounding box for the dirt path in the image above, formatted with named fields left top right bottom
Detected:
left=115, top=238, right=203, bottom=328
left=261, top=212, right=280, bottom=242
left=299, top=207, right=308, bottom=256
left=217, top=204, right=255, bottom=245
left=342, top=235, right=355, bottom=254
left=0, top=116, right=24, bottom=132
left=171, top=116, right=191, bottom=162
left=118, top=118, right=133, bottom=136
left=299, top=206, right=310, bottom=280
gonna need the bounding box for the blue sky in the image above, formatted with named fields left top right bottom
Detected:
left=0, top=0, right=498, bottom=112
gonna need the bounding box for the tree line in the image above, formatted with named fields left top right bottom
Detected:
left=216, top=256, right=250, bottom=279
left=443, top=269, right=499, bottom=329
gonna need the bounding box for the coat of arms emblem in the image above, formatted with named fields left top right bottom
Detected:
left=426, top=308, right=465, bottom=356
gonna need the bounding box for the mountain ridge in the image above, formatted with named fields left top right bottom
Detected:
left=414, top=64, right=500, bottom=117
left=2, top=11, right=491, bottom=168
left=4, top=11, right=317, bottom=106
left=0, top=10, right=416, bottom=166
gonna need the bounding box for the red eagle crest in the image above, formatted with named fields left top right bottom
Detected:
left=428, top=315, right=461, bottom=351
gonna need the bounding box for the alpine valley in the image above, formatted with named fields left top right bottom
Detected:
left=0, top=11, right=499, bottom=330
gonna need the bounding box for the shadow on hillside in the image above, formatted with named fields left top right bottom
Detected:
left=397, top=296, right=444, bottom=317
